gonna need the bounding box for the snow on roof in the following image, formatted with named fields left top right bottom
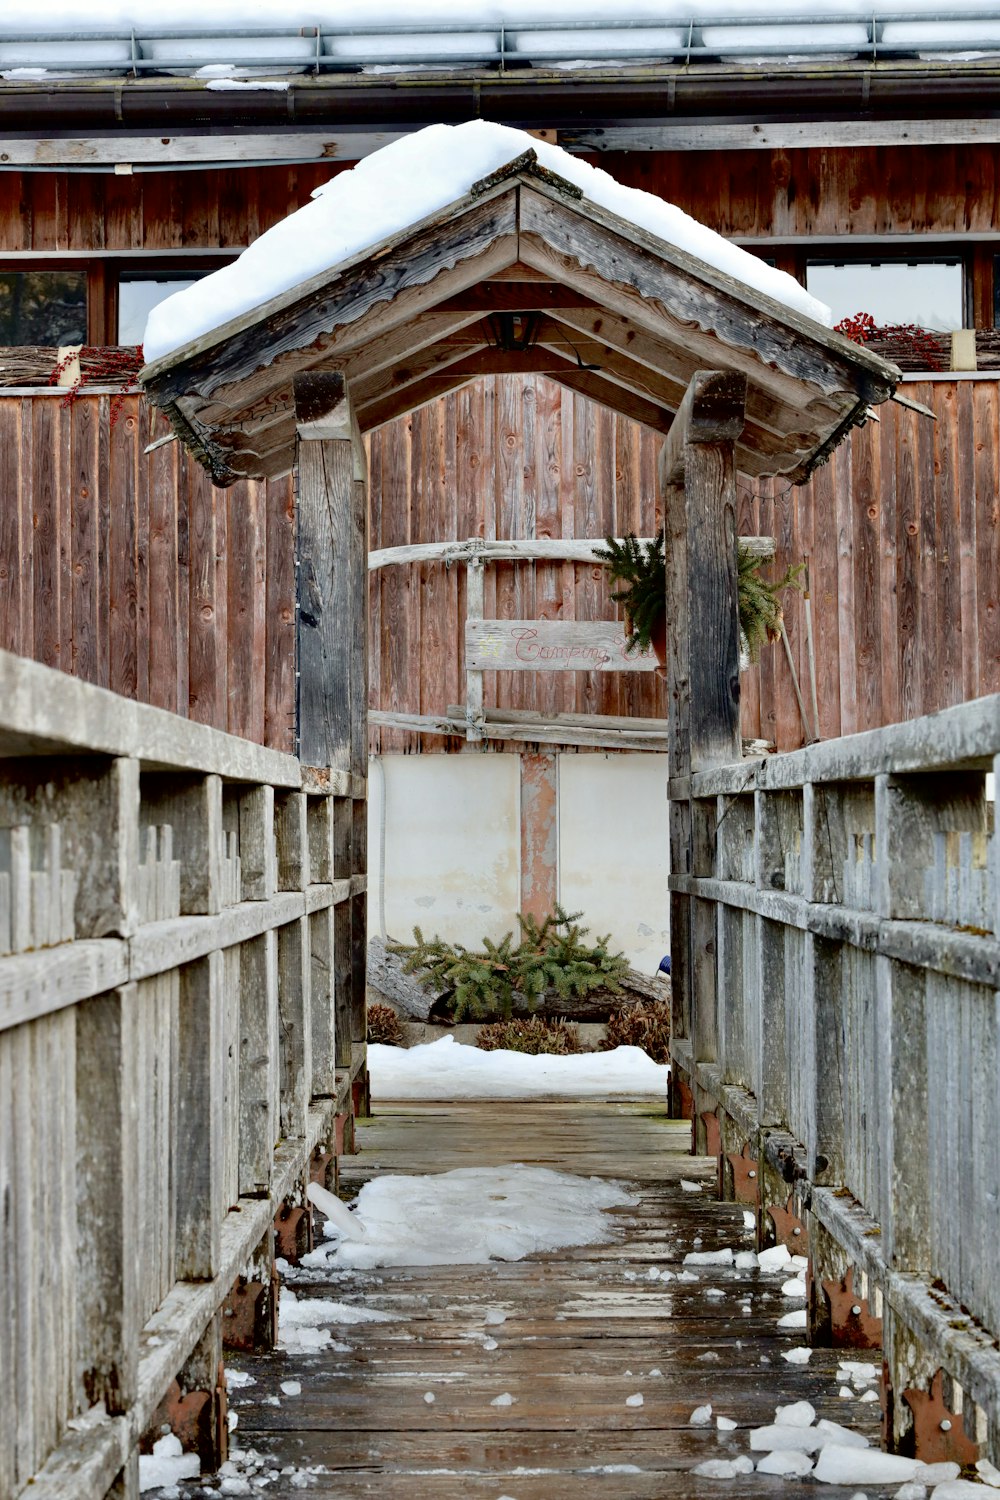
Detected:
left=142, top=119, right=830, bottom=364
left=5, top=0, right=1000, bottom=31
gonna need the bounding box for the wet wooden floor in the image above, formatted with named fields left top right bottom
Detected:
left=228, top=1100, right=884, bottom=1497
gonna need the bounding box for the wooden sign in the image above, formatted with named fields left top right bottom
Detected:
left=466, top=619, right=657, bottom=672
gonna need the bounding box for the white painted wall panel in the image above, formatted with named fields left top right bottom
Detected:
left=368, top=754, right=521, bottom=947
left=557, top=753, right=670, bottom=974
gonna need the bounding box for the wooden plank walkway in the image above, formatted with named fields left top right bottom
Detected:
left=228, top=1100, right=883, bottom=1497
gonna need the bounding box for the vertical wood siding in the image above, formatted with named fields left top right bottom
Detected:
left=368, top=375, right=1000, bottom=754
left=1, top=377, right=997, bottom=755
left=0, top=393, right=297, bottom=753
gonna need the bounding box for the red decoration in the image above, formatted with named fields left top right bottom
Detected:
left=48, top=345, right=145, bottom=428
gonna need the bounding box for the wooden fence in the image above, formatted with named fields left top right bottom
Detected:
left=1, top=377, right=998, bottom=760
left=0, top=646, right=367, bottom=1500
left=668, top=690, right=1000, bottom=1463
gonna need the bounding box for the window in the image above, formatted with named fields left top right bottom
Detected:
left=805, top=259, right=964, bottom=331
left=0, top=271, right=87, bottom=345
left=118, top=276, right=198, bottom=346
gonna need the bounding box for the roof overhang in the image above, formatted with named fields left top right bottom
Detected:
left=140, top=150, right=899, bottom=485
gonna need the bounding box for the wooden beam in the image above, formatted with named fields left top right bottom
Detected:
left=561, top=118, right=1000, bottom=155
left=368, top=535, right=775, bottom=569
left=294, top=371, right=360, bottom=770
left=661, top=370, right=747, bottom=774
left=355, top=347, right=673, bottom=433
left=434, top=283, right=602, bottom=313
left=347, top=328, right=489, bottom=409
left=551, top=304, right=843, bottom=440
left=144, top=186, right=519, bottom=405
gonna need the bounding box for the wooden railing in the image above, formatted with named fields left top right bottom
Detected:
left=0, top=648, right=367, bottom=1500
left=668, top=690, right=1000, bottom=1462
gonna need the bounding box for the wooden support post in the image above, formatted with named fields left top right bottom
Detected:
left=278, top=917, right=312, bottom=1140
left=75, top=984, right=139, bottom=1415
left=295, top=371, right=369, bottom=1096
left=662, top=371, right=747, bottom=1139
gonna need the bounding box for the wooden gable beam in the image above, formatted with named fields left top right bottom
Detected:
left=550, top=304, right=847, bottom=439
left=355, top=348, right=673, bottom=434
left=145, top=184, right=520, bottom=414
left=434, top=282, right=602, bottom=313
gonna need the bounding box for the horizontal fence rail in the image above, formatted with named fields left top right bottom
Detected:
left=0, top=648, right=368, bottom=1500
left=668, top=689, right=1000, bottom=1464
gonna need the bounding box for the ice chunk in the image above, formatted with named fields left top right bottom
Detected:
left=813, top=1447, right=919, bottom=1484
left=743, top=1211, right=756, bottom=1230
left=913, top=1461, right=960, bottom=1483
left=782, top=1347, right=812, bottom=1365
left=716, top=1416, right=738, bottom=1431
left=681, top=1180, right=703, bottom=1193
left=693, top=1459, right=740, bottom=1478
left=816, top=1419, right=870, bottom=1449
left=280, top=1380, right=301, bottom=1396
left=777, top=1308, right=807, bottom=1329
left=977, top=1458, right=1000, bottom=1488
left=774, top=1400, right=815, bottom=1427
left=757, top=1450, right=814, bottom=1476
left=781, top=1277, right=807, bottom=1298
left=758, top=1244, right=792, bottom=1272
left=306, top=1181, right=366, bottom=1240
left=750, top=1425, right=824, bottom=1454
left=423, top=1392, right=435, bottom=1404
left=734, top=1250, right=759, bottom=1270
left=894, top=1484, right=928, bottom=1500
left=929, top=1484, right=998, bottom=1498
left=225, top=1369, right=256, bottom=1389
left=839, top=1386, right=855, bottom=1397
left=625, top=1393, right=644, bottom=1408
left=138, top=1435, right=200, bottom=1493
left=689, top=1404, right=713, bottom=1426
left=491, top=1392, right=516, bottom=1407
left=859, top=1389, right=880, bottom=1402
left=732, top=1455, right=754, bottom=1474
left=684, top=1248, right=734, bottom=1266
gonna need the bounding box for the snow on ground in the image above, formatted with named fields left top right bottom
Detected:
left=142, top=118, right=831, bottom=361
left=368, top=1035, right=668, bottom=1100
left=138, top=1434, right=200, bottom=1493
left=303, top=1162, right=635, bottom=1269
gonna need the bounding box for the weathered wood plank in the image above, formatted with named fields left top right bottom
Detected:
left=466, top=617, right=657, bottom=673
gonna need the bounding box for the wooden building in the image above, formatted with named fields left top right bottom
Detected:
left=1, top=18, right=1000, bottom=1497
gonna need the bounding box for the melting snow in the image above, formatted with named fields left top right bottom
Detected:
left=142, top=118, right=830, bottom=361
left=304, top=1163, right=634, bottom=1269
left=138, top=1434, right=200, bottom=1492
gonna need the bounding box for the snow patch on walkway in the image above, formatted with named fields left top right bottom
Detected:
left=304, top=1163, right=635, bottom=1269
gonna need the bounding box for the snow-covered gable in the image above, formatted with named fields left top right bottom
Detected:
left=143, top=120, right=828, bottom=362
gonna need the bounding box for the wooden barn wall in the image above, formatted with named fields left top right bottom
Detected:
left=2, top=376, right=997, bottom=759
left=367, top=375, right=1000, bottom=755
left=0, top=393, right=297, bottom=751
left=2, top=141, right=999, bottom=258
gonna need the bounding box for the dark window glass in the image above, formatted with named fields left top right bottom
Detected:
left=0, top=271, right=87, bottom=344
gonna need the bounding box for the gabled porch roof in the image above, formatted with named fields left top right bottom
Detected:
left=141, top=133, right=899, bottom=484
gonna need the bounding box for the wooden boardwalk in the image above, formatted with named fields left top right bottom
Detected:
left=229, top=1100, right=883, bottom=1497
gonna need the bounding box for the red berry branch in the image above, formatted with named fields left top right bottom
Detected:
left=834, top=311, right=947, bottom=372
left=48, top=345, right=145, bottom=427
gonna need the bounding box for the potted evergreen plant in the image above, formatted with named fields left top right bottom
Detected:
left=594, top=529, right=802, bottom=674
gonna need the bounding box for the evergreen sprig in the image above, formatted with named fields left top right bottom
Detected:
left=390, top=905, right=629, bottom=1022
left=594, top=529, right=803, bottom=663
